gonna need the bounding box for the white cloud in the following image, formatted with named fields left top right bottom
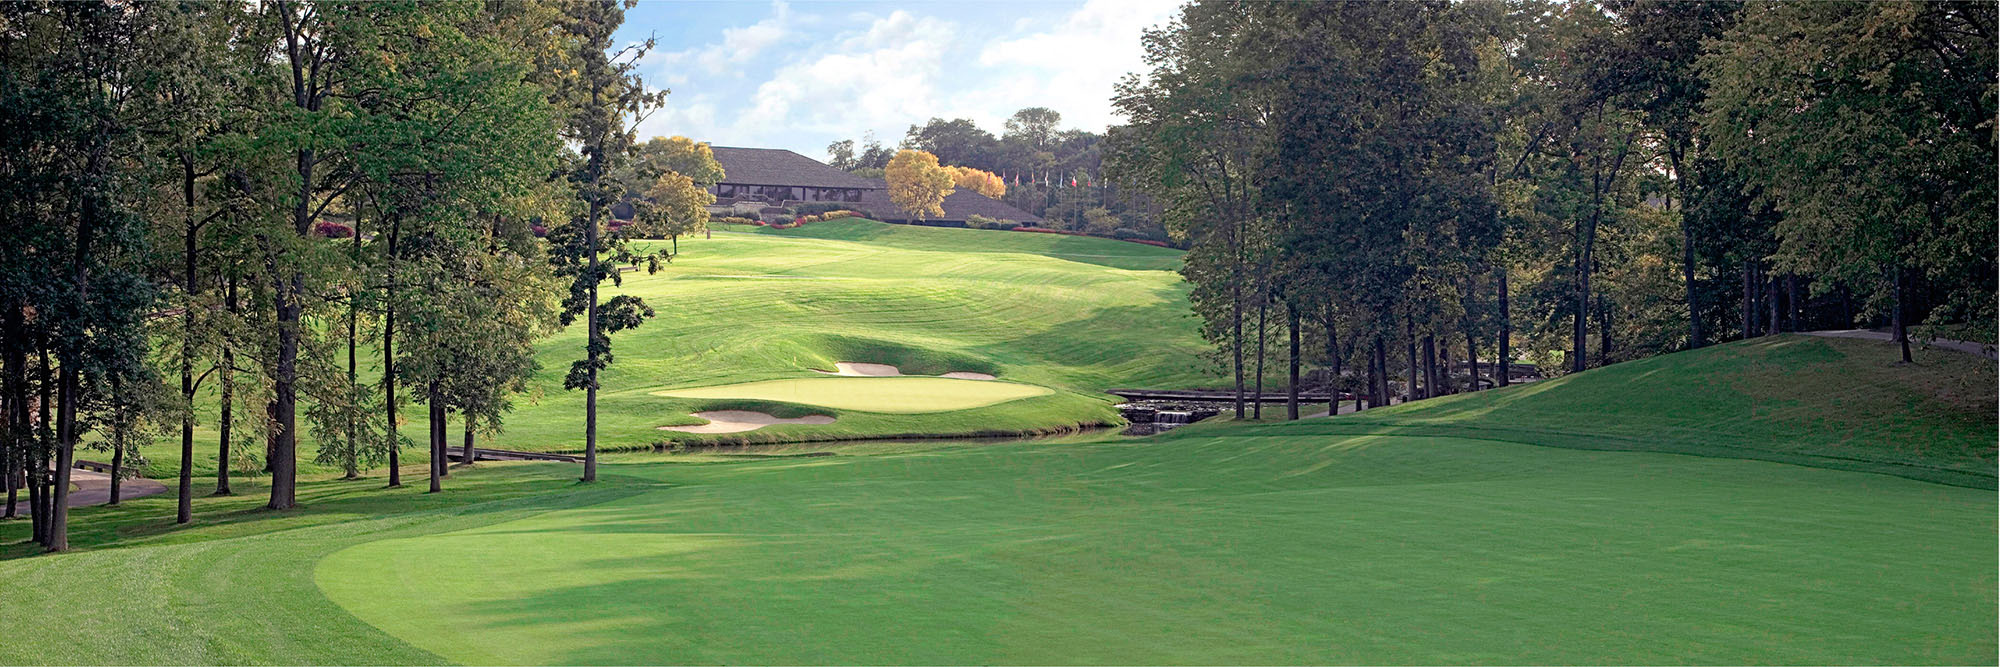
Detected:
left=631, top=0, right=1177, bottom=158
left=976, top=0, right=1177, bottom=131
left=647, top=0, right=793, bottom=82
left=673, top=9, right=957, bottom=152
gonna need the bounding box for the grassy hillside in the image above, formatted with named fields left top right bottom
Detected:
left=494, top=219, right=1207, bottom=451
left=1277, top=334, right=1996, bottom=487
left=7, top=332, right=1991, bottom=665
left=139, top=219, right=1210, bottom=479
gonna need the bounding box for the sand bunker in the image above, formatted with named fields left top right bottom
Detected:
left=813, top=362, right=995, bottom=380
left=815, top=362, right=903, bottom=377
left=658, top=410, right=836, bottom=434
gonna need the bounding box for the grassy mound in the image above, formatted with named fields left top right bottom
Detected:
left=1275, top=334, right=1996, bottom=487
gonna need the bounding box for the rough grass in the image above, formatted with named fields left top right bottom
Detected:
left=1294, top=334, right=1998, bottom=487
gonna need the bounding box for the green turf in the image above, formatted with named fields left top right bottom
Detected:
left=650, top=376, right=1055, bottom=413
left=312, top=431, right=1995, bottom=665
left=129, top=218, right=1208, bottom=481
left=4, top=244, right=1992, bottom=665
left=1298, top=335, right=1999, bottom=488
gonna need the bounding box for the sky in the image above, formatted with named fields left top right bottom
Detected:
left=613, top=0, right=1179, bottom=163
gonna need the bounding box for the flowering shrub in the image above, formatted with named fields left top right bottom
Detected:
left=313, top=221, right=353, bottom=239
left=750, top=220, right=768, bottom=226
left=531, top=224, right=549, bottom=238
left=1010, top=226, right=1089, bottom=236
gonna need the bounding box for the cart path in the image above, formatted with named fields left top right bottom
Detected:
left=1802, top=329, right=1997, bottom=359
left=4, top=468, right=166, bottom=515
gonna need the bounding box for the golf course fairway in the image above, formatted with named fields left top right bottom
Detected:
left=651, top=376, right=1055, bottom=413
left=314, top=429, right=1994, bottom=665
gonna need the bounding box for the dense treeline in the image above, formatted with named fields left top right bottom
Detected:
left=0, top=0, right=688, bottom=551
left=1108, top=0, right=1996, bottom=418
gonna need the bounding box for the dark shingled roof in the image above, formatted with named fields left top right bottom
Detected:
left=858, top=182, right=1044, bottom=225
left=708, top=146, right=881, bottom=189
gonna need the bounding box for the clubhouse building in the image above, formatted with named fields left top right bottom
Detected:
left=706, top=146, right=1042, bottom=226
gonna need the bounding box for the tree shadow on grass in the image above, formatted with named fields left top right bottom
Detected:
left=0, top=464, right=663, bottom=560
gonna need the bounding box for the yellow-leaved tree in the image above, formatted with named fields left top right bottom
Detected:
left=637, top=171, right=713, bottom=256
left=948, top=166, right=1006, bottom=198
left=886, top=149, right=954, bottom=220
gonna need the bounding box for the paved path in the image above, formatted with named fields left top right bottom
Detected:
left=4, top=468, right=166, bottom=515
left=1802, top=329, right=1997, bottom=360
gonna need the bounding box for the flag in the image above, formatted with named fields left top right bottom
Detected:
left=1070, top=175, right=1077, bottom=188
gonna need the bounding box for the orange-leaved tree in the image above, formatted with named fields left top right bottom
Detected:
left=886, top=149, right=954, bottom=220
left=948, top=165, right=1006, bottom=198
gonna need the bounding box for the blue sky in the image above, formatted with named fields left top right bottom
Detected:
left=613, top=0, right=1180, bottom=163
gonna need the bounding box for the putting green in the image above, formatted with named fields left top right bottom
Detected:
left=650, top=376, right=1054, bottom=413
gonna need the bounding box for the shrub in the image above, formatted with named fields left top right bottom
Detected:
left=312, top=221, right=353, bottom=238
left=531, top=224, right=549, bottom=237
left=965, top=214, right=1018, bottom=230
left=716, top=216, right=758, bottom=226
left=793, top=202, right=851, bottom=217
left=820, top=209, right=862, bottom=220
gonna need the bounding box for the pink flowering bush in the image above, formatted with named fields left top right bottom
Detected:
left=313, top=221, right=353, bottom=239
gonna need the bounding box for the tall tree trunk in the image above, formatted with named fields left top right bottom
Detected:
left=584, top=199, right=601, bottom=483
left=1322, top=304, right=1339, bottom=415
left=1372, top=336, right=1388, bottom=407
left=1422, top=334, right=1437, bottom=398
left=1669, top=147, right=1704, bottom=349
left=1286, top=302, right=1300, bottom=420
left=462, top=414, right=475, bottom=467
left=216, top=275, right=236, bottom=496
left=177, top=151, right=202, bottom=522
left=4, top=302, right=23, bottom=519
left=1404, top=316, right=1419, bottom=402
left=1742, top=259, right=1757, bottom=339
left=1765, top=274, right=1779, bottom=336
left=1497, top=268, right=1511, bottom=388
left=35, top=344, right=54, bottom=544
left=1252, top=291, right=1267, bottom=420
left=108, top=415, right=124, bottom=505
left=344, top=219, right=360, bottom=480
left=384, top=216, right=401, bottom=488
left=50, top=352, right=78, bottom=551
left=1891, top=265, right=1911, bottom=363
left=1230, top=261, right=1245, bottom=419
left=428, top=386, right=443, bottom=493
left=1599, top=297, right=1613, bottom=364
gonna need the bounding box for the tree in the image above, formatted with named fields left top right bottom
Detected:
left=826, top=139, right=857, bottom=171
left=902, top=118, right=1001, bottom=171
left=1701, top=1, right=1997, bottom=360
left=1004, top=107, right=1063, bottom=153
left=630, top=135, right=725, bottom=254
left=948, top=166, right=1006, bottom=199
left=1110, top=1, right=1283, bottom=417
left=885, top=150, right=954, bottom=221
left=637, top=171, right=713, bottom=256
left=545, top=0, right=667, bottom=483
